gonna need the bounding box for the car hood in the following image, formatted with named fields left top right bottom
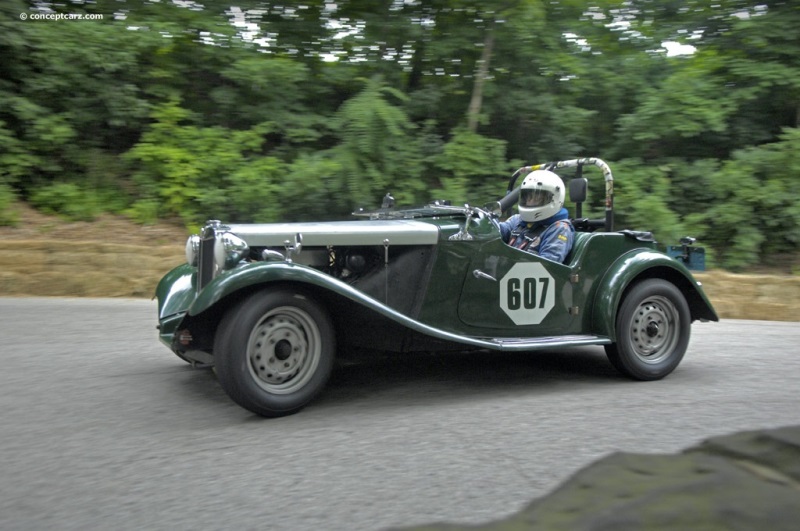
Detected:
left=227, top=220, right=441, bottom=247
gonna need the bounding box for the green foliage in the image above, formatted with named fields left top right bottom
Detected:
left=125, top=198, right=161, bottom=226
left=433, top=127, right=509, bottom=205
left=1, top=0, right=798, bottom=270
left=1, top=9, right=154, bottom=190
left=616, top=51, right=740, bottom=155
left=703, top=128, right=800, bottom=270
left=197, top=156, right=287, bottom=223
left=0, top=120, right=40, bottom=186
left=28, top=183, right=107, bottom=222
left=281, top=154, right=348, bottom=221
left=125, top=99, right=290, bottom=225
left=611, top=159, right=687, bottom=245
left=0, top=183, right=20, bottom=226
left=664, top=158, right=719, bottom=219
left=328, top=77, right=426, bottom=209
left=214, top=57, right=314, bottom=128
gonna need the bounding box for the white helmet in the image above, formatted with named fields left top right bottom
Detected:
left=518, top=169, right=565, bottom=222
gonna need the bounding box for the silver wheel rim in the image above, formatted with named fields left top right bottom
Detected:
left=627, top=295, right=680, bottom=364
left=246, top=306, right=322, bottom=395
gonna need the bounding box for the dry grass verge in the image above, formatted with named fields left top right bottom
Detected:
left=694, top=271, right=800, bottom=322
left=0, top=240, right=183, bottom=298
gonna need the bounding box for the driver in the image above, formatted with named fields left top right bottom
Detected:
left=499, top=169, right=575, bottom=263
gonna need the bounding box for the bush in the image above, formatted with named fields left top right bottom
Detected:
left=124, top=198, right=161, bottom=225
left=29, top=182, right=104, bottom=221
left=0, top=183, right=20, bottom=226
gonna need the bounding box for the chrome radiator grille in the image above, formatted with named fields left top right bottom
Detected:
left=197, top=223, right=217, bottom=291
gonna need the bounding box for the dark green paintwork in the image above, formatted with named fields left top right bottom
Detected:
left=154, top=263, right=197, bottom=348
left=155, top=211, right=717, bottom=354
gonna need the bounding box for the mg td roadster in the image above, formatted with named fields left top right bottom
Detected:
left=155, top=158, right=718, bottom=417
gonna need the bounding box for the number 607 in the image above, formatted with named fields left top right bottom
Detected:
left=507, top=277, right=550, bottom=310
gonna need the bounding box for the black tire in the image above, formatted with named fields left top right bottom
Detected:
left=214, top=289, right=335, bottom=417
left=604, top=279, right=691, bottom=381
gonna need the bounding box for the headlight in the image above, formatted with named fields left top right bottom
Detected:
left=185, top=234, right=200, bottom=266
left=214, top=232, right=249, bottom=271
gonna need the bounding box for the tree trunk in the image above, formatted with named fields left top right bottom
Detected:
left=467, top=21, right=495, bottom=133
left=795, top=101, right=799, bottom=128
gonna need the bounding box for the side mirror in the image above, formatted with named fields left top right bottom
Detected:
left=569, top=177, right=587, bottom=203
left=569, top=177, right=587, bottom=219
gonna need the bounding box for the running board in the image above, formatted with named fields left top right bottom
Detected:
left=473, top=334, right=612, bottom=352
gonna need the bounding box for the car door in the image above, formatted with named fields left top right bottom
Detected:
left=457, top=237, right=576, bottom=337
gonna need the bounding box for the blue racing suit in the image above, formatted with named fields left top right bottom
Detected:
left=498, top=208, right=575, bottom=263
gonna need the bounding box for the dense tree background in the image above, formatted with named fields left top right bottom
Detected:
left=1, top=0, right=798, bottom=270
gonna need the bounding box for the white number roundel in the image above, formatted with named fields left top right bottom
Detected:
left=499, top=262, right=555, bottom=325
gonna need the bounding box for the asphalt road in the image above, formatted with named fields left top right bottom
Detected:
left=1, top=297, right=799, bottom=531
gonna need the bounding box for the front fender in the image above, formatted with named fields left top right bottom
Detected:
left=592, top=250, right=718, bottom=341
left=187, top=261, right=371, bottom=316
left=156, top=263, right=196, bottom=319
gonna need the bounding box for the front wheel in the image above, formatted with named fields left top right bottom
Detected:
left=605, top=279, right=691, bottom=381
left=214, top=289, right=335, bottom=417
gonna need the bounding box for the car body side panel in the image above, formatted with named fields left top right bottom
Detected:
left=156, top=260, right=610, bottom=353
left=451, top=231, right=665, bottom=338
left=457, top=238, right=576, bottom=335
left=414, top=214, right=577, bottom=336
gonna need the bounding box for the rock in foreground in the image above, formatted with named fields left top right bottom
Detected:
left=401, top=425, right=800, bottom=530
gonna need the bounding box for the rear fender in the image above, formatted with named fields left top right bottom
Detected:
left=592, top=250, right=718, bottom=341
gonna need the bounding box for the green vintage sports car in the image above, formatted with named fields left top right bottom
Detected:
left=155, top=158, right=718, bottom=417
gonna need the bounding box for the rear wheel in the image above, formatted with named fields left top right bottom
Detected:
left=605, top=279, right=691, bottom=381
left=214, top=289, right=335, bottom=417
